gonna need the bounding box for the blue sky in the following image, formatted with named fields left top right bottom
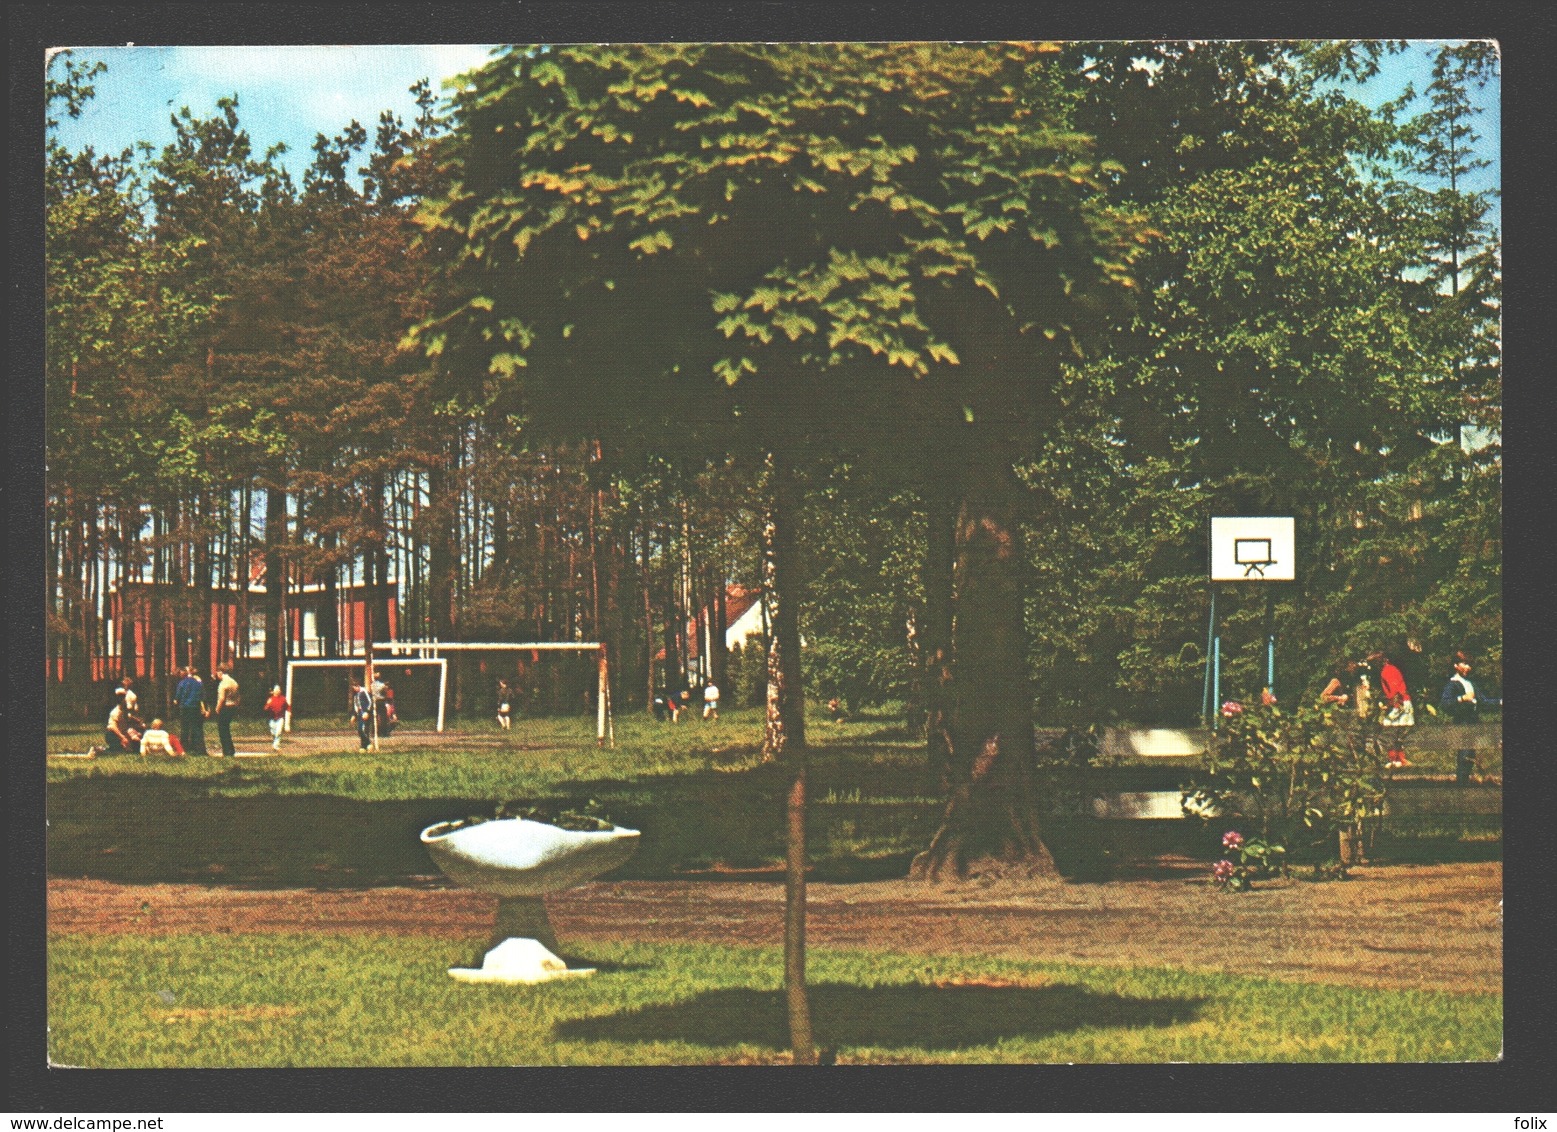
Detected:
left=47, top=40, right=1499, bottom=225
left=47, top=44, right=499, bottom=175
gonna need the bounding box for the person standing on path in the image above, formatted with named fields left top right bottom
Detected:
left=263, top=685, right=290, bottom=751
left=702, top=681, right=720, bottom=721
left=1440, top=652, right=1499, bottom=781
left=213, top=664, right=241, bottom=757
left=1440, top=652, right=1485, bottom=724
left=174, top=666, right=207, bottom=756
left=1370, top=649, right=1413, bottom=768
left=349, top=679, right=374, bottom=751
left=496, top=680, right=514, bottom=730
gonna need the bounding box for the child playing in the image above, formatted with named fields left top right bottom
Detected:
left=263, top=685, right=290, bottom=751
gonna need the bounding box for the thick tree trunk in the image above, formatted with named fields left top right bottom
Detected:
left=910, top=457, right=1055, bottom=882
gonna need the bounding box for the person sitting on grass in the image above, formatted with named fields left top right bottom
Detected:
left=102, top=700, right=142, bottom=753
left=139, top=718, right=181, bottom=758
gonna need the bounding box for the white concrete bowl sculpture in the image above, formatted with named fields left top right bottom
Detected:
left=420, top=817, right=640, bottom=985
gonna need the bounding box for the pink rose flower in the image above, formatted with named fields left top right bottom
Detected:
left=1222, top=831, right=1244, bottom=851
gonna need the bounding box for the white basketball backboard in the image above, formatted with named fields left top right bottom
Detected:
left=1210, top=516, right=1295, bottom=581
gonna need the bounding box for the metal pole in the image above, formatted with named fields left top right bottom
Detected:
left=1265, top=589, right=1276, bottom=701
left=1212, top=632, right=1222, bottom=731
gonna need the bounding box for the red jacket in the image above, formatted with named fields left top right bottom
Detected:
left=1379, top=661, right=1409, bottom=706
left=263, top=693, right=290, bottom=721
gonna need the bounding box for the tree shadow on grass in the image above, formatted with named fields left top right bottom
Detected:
left=556, top=982, right=1207, bottom=1052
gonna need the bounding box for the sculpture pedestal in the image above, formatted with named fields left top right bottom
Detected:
left=421, top=818, right=639, bottom=985
left=448, top=937, right=595, bottom=985
left=447, top=896, right=594, bottom=985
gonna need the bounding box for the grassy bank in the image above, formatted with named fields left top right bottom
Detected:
left=47, top=933, right=1501, bottom=1066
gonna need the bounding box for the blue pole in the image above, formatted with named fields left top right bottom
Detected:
left=1212, top=633, right=1222, bottom=731
left=1264, top=588, right=1276, bottom=701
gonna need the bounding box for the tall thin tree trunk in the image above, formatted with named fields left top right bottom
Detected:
left=763, top=454, right=806, bottom=754
left=713, top=570, right=729, bottom=691
left=761, top=448, right=813, bottom=1063
left=194, top=495, right=212, bottom=677
left=265, top=486, right=287, bottom=681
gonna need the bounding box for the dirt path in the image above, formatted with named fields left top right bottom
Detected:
left=47, top=861, right=1502, bottom=995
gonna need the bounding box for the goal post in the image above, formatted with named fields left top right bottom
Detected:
left=284, top=657, right=448, bottom=732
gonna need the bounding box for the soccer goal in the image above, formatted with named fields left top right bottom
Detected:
left=284, top=657, right=449, bottom=733
left=373, top=641, right=614, bottom=746
left=284, top=643, right=614, bottom=746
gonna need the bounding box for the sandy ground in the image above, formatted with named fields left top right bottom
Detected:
left=48, top=860, right=1502, bottom=995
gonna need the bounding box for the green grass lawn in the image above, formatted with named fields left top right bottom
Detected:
left=47, top=706, right=938, bottom=798
left=47, top=933, right=1501, bottom=1066
left=44, top=705, right=1499, bottom=884
left=45, top=707, right=947, bottom=883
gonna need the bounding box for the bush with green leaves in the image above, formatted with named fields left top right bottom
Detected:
left=1187, top=704, right=1389, bottom=865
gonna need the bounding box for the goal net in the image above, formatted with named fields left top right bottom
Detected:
left=286, top=643, right=613, bottom=744
left=283, top=658, right=448, bottom=732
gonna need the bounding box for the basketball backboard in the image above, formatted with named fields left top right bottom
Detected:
left=1210, top=516, right=1295, bottom=581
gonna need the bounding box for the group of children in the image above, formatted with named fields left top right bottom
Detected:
left=1316, top=648, right=1498, bottom=769
left=92, top=673, right=294, bottom=757
left=652, top=683, right=720, bottom=722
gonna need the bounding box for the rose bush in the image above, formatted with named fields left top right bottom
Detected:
left=1187, top=703, right=1389, bottom=872
left=1211, top=829, right=1287, bottom=891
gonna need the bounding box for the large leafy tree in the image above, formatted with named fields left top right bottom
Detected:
left=417, top=39, right=1145, bottom=796
left=1025, top=41, right=1500, bottom=720
left=415, top=40, right=1149, bottom=1058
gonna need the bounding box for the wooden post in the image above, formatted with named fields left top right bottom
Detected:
left=597, top=643, right=609, bottom=747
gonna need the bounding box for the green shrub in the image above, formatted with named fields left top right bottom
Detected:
left=1187, top=704, right=1390, bottom=865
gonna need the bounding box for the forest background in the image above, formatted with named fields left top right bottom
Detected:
left=44, top=39, right=1501, bottom=736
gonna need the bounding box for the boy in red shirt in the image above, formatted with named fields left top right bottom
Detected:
left=263, top=685, right=290, bottom=751
left=1370, top=650, right=1412, bottom=768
